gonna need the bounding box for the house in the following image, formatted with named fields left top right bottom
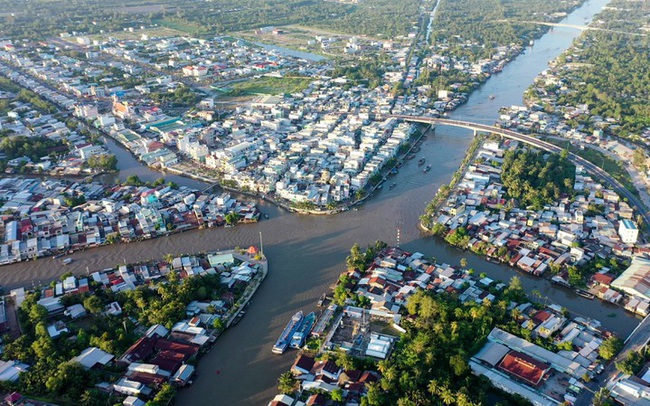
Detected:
left=0, top=361, right=29, bottom=382
left=498, top=350, right=551, bottom=387
left=71, top=347, right=114, bottom=369
left=292, top=354, right=315, bottom=375
left=113, top=378, right=152, bottom=397
left=268, top=394, right=305, bottom=406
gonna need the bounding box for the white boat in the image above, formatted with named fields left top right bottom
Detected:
left=62, top=258, right=73, bottom=265
left=272, top=311, right=304, bottom=354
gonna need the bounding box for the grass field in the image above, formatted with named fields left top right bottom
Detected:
left=226, top=76, right=313, bottom=96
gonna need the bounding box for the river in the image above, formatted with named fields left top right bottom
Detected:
left=0, top=0, right=630, bottom=404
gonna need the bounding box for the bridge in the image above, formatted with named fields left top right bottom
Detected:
left=393, top=115, right=650, bottom=229
left=513, top=20, right=647, bottom=37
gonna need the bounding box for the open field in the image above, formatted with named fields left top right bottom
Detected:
left=114, top=4, right=167, bottom=14
left=77, top=26, right=188, bottom=41
left=225, top=76, right=313, bottom=96
left=235, top=23, right=384, bottom=57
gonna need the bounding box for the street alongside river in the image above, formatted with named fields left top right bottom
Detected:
left=0, top=0, right=634, bottom=404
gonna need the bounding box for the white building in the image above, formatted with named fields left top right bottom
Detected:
left=618, top=219, right=639, bottom=244
left=612, top=257, right=650, bottom=301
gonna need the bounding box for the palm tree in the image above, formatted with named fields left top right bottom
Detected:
left=427, top=379, right=440, bottom=395
left=460, top=257, right=468, bottom=268
left=440, top=388, right=456, bottom=405
left=277, top=371, right=297, bottom=395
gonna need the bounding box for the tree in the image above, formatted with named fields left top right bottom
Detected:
left=83, top=295, right=104, bottom=314
left=147, top=383, right=176, bottom=406
left=28, top=304, right=49, bottom=325
left=124, top=175, right=144, bottom=186
left=460, top=258, right=468, bottom=268
left=213, top=317, right=225, bottom=332
left=449, top=354, right=468, bottom=376
left=593, top=388, right=614, bottom=406
left=277, top=371, right=298, bottom=394
left=225, top=212, right=238, bottom=225
left=331, top=388, right=344, bottom=402
left=600, top=337, right=623, bottom=361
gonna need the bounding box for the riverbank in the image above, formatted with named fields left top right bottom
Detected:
left=0, top=248, right=268, bottom=405
left=420, top=132, right=487, bottom=231
left=167, top=124, right=433, bottom=216
left=420, top=135, right=645, bottom=316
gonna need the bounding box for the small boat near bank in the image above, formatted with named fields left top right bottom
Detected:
left=422, top=164, right=431, bottom=173
left=389, top=183, right=397, bottom=190
left=418, top=157, right=426, bottom=166
left=272, top=311, right=304, bottom=354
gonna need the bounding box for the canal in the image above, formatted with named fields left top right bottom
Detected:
left=0, top=0, right=631, bottom=404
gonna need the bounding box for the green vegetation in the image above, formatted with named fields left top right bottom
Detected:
left=364, top=282, right=523, bottom=406
left=0, top=0, right=421, bottom=40
left=332, top=59, right=389, bottom=90
left=86, top=154, right=118, bottom=172
left=121, top=272, right=225, bottom=329
left=226, top=76, right=312, bottom=97
left=501, top=149, right=575, bottom=210
left=0, top=136, right=65, bottom=171
left=432, top=0, right=582, bottom=57
left=150, top=85, right=202, bottom=108
left=616, top=347, right=650, bottom=375
left=277, top=371, right=298, bottom=395
left=599, top=336, right=623, bottom=361
left=550, top=6, right=650, bottom=139
left=346, top=241, right=388, bottom=271
left=1, top=294, right=138, bottom=405
left=544, top=138, right=638, bottom=194
left=566, top=256, right=629, bottom=288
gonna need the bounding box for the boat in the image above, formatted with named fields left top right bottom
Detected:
left=231, top=310, right=245, bottom=326
left=422, top=164, right=431, bottom=173
left=263, top=213, right=269, bottom=219
left=62, top=258, right=73, bottom=265
left=272, top=311, right=304, bottom=354
left=574, top=289, right=595, bottom=300
left=317, top=293, right=326, bottom=307
left=389, top=183, right=397, bottom=190
left=418, top=158, right=426, bottom=166
left=289, top=312, right=317, bottom=349
left=489, top=94, right=496, bottom=100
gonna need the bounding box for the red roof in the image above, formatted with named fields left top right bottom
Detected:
left=498, top=351, right=550, bottom=387
left=121, top=336, right=158, bottom=364
left=292, top=355, right=315, bottom=373
left=532, top=310, right=552, bottom=325
left=593, top=273, right=615, bottom=286
left=154, top=338, right=200, bottom=357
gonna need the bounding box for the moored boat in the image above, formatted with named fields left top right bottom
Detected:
left=272, top=311, right=304, bottom=354
left=289, top=312, right=316, bottom=349
left=418, top=158, right=426, bottom=166
left=422, top=164, right=431, bottom=173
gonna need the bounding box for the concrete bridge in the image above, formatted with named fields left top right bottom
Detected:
left=393, top=115, right=650, bottom=229
left=520, top=20, right=592, bottom=31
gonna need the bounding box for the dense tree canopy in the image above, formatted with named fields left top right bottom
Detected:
left=501, top=149, right=575, bottom=209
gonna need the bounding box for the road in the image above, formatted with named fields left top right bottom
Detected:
left=393, top=116, right=650, bottom=232
left=575, top=313, right=650, bottom=405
